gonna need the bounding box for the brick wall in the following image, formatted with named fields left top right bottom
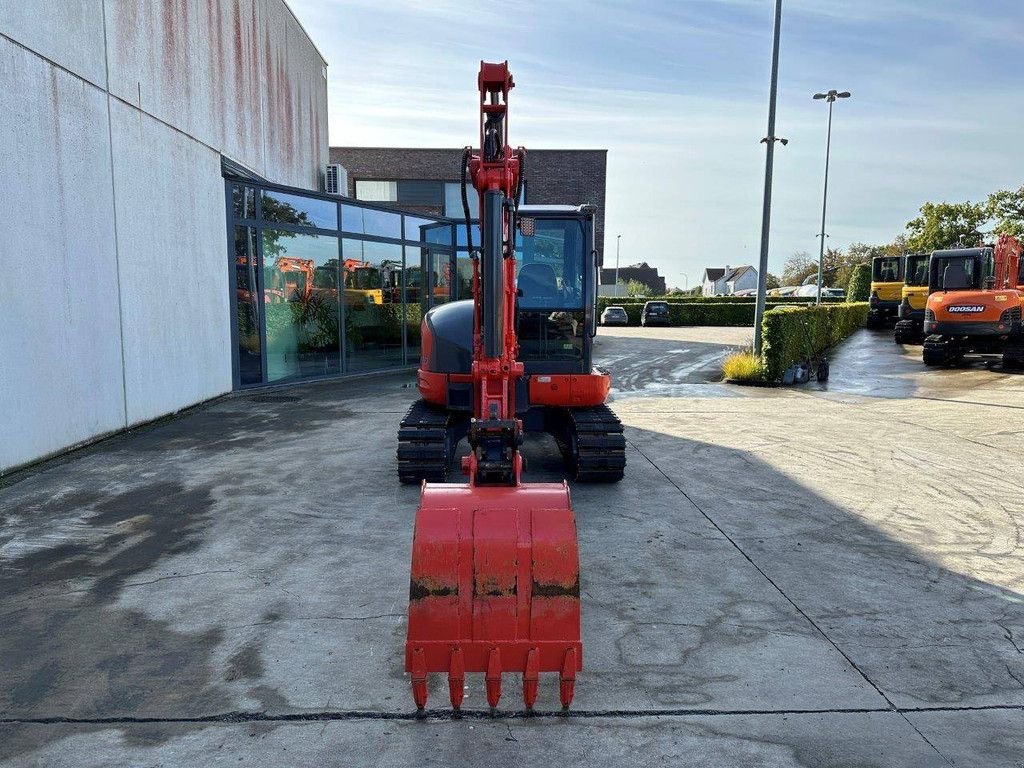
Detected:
left=329, top=147, right=608, bottom=262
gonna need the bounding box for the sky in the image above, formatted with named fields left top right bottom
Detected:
left=290, top=0, right=1024, bottom=290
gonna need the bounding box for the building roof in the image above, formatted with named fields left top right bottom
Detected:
left=725, top=265, right=756, bottom=282
left=703, top=268, right=725, bottom=281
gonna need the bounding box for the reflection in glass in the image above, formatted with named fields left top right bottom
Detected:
left=342, top=204, right=402, bottom=239
left=343, top=239, right=404, bottom=372
left=456, top=224, right=481, bottom=248
left=234, top=226, right=262, bottom=385
left=424, top=223, right=453, bottom=247
left=262, top=229, right=340, bottom=381
left=517, top=310, right=585, bottom=366
left=455, top=253, right=473, bottom=300
left=444, top=182, right=480, bottom=219
left=233, top=186, right=256, bottom=219
left=422, top=250, right=452, bottom=310
left=262, top=190, right=337, bottom=230
left=403, top=247, right=423, bottom=363
left=404, top=216, right=434, bottom=241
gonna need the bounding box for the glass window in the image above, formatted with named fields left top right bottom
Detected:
left=906, top=256, right=929, bottom=287
left=424, top=222, right=453, bottom=247
left=342, top=239, right=405, bottom=372
left=403, top=246, right=423, bottom=363
left=355, top=180, right=397, bottom=202
left=932, top=256, right=979, bottom=290
left=262, top=230, right=340, bottom=382
left=456, top=223, right=481, bottom=249
left=397, top=180, right=443, bottom=206
left=872, top=256, right=903, bottom=283
left=233, top=185, right=256, bottom=219
left=234, top=226, right=262, bottom=385
left=515, top=217, right=585, bottom=310
left=262, top=190, right=337, bottom=230
left=404, top=216, right=434, bottom=242
left=517, top=310, right=585, bottom=365
left=342, top=204, right=402, bottom=239
left=444, top=182, right=480, bottom=219
left=455, top=253, right=473, bottom=300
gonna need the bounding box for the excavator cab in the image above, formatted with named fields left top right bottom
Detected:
left=514, top=206, right=598, bottom=372
left=867, top=254, right=905, bottom=328
left=894, top=253, right=931, bottom=344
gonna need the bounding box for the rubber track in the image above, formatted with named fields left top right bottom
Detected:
left=397, top=401, right=451, bottom=484
left=566, top=405, right=626, bottom=483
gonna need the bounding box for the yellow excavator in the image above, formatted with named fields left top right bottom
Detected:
left=867, top=254, right=905, bottom=329
left=893, top=252, right=930, bottom=344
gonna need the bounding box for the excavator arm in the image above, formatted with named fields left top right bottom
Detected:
left=404, top=61, right=582, bottom=713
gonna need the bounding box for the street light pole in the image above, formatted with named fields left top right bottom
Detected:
left=615, top=234, right=622, bottom=297
left=812, top=89, right=850, bottom=305
left=753, top=0, right=786, bottom=357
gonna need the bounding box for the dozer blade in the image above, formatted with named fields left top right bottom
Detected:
left=405, top=482, right=582, bottom=712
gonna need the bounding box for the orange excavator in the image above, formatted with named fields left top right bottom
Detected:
left=922, top=234, right=1024, bottom=367
left=404, top=62, right=583, bottom=713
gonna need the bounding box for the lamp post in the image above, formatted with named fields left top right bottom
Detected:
left=753, top=0, right=787, bottom=357
left=681, top=272, right=688, bottom=291
left=615, top=234, right=622, bottom=297
left=812, top=88, right=850, bottom=305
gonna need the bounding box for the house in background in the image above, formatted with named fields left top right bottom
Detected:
left=701, top=265, right=758, bottom=296
left=599, top=262, right=667, bottom=296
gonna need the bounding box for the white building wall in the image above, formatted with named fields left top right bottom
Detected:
left=0, top=1, right=328, bottom=473
left=0, top=38, right=126, bottom=471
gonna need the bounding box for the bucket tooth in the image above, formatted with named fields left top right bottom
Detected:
left=411, top=648, right=428, bottom=711
left=448, top=647, right=465, bottom=711
left=522, top=648, right=540, bottom=710
left=485, top=648, right=503, bottom=709
left=559, top=647, right=577, bottom=710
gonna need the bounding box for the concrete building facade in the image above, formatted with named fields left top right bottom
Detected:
left=0, top=1, right=328, bottom=473
left=329, top=147, right=609, bottom=264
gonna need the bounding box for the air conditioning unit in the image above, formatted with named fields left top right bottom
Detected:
left=325, top=164, right=348, bottom=196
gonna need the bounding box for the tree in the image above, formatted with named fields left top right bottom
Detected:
left=625, top=278, right=651, bottom=297
left=905, top=200, right=987, bottom=252
left=847, top=263, right=871, bottom=302
left=765, top=272, right=780, bottom=290
left=781, top=251, right=817, bottom=286
left=987, top=186, right=1024, bottom=238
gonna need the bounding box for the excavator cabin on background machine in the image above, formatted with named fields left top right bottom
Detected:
left=402, top=62, right=618, bottom=713
left=867, top=254, right=905, bottom=329
left=894, top=252, right=930, bottom=345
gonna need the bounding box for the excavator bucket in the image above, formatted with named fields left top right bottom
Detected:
left=406, top=482, right=582, bottom=712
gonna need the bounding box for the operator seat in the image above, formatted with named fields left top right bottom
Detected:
left=518, top=263, right=559, bottom=308
left=943, top=262, right=969, bottom=290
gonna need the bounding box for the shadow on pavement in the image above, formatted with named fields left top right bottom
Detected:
left=0, top=371, right=1021, bottom=764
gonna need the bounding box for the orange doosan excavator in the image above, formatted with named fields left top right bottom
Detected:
left=403, top=62, right=592, bottom=714
left=922, top=234, right=1024, bottom=367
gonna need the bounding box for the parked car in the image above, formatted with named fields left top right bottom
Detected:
left=600, top=305, right=629, bottom=326
left=641, top=301, right=671, bottom=327
left=823, top=287, right=845, bottom=299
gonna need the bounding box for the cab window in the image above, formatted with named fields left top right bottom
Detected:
left=873, top=257, right=903, bottom=282
left=515, top=218, right=585, bottom=310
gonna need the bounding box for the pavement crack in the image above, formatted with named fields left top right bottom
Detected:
left=997, top=622, right=1024, bottom=654
left=3, top=703, right=1022, bottom=726
left=120, top=569, right=235, bottom=588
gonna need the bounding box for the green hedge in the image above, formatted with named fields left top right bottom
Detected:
left=760, top=302, right=868, bottom=381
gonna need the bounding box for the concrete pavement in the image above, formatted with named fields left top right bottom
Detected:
left=1, top=326, right=1022, bottom=766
